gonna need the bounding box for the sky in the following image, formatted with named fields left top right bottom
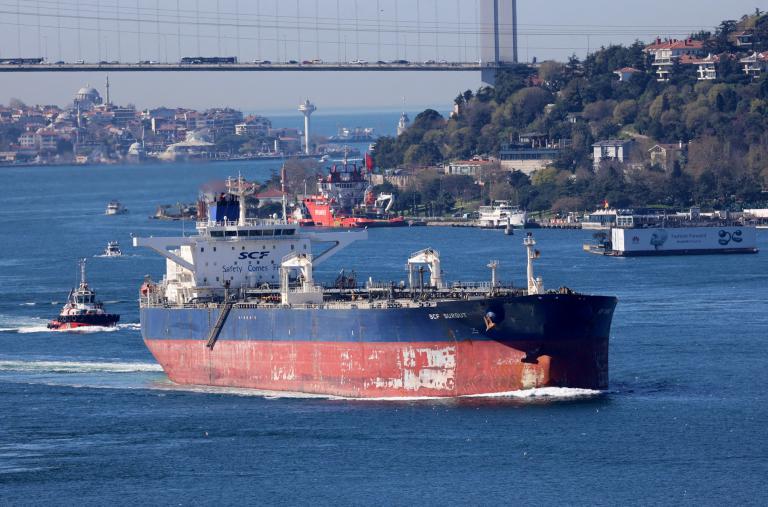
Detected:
left=0, top=0, right=761, bottom=112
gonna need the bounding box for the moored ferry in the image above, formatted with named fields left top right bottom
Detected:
left=133, top=176, right=618, bottom=398
left=477, top=201, right=527, bottom=229
left=584, top=210, right=759, bottom=256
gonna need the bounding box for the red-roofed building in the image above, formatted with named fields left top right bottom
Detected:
left=36, top=128, right=60, bottom=152
left=692, top=54, right=722, bottom=81
left=614, top=67, right=641, bottom=82
left=645, top=38, right=706, bottom=81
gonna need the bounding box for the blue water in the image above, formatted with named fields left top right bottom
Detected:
left=1, top=163, right=768, bottom=505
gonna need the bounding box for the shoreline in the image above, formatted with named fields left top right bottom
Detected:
left=0, top=153, right=329, bottom=169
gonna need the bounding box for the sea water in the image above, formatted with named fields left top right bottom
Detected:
left=1, top=161, right=767, bottom=505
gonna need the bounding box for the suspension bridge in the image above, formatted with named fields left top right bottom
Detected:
left=0, top=1, right=712, bottom=84
left=0, top=0, right=524, bottom=84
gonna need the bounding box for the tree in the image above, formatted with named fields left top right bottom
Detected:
left=403, top=143, right=442, bottom=166
left=538, top=61, right=567, bottom=90
left=710, top=20, right=737, bottom=53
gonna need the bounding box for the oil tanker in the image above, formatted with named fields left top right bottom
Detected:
left=134, top=177, right=617, bottom=398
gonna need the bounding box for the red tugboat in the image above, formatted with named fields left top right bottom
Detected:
left=301, top=153, right=409, bottom=228
left=47, top=259, right=120, bottom=330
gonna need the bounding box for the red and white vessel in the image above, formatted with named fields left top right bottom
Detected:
left=47, top=259, right=120, bottom=330
left=301, top=153, right=408, bottom=228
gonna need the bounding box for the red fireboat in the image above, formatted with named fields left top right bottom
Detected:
left=300, top=152, right=410, bottom=228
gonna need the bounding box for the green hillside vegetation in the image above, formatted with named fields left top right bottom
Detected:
left=374, top=11, right=768, bottom=214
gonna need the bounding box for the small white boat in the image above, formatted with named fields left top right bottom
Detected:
left=103, top=241, right=122, bottom=257
left=105, top=201, right=128, bottom=215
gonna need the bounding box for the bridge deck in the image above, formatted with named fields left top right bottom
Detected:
left=0, top=62, right=510, bottom=73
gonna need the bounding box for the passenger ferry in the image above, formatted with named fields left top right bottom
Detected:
left=477, top=201, right=527, bottom=228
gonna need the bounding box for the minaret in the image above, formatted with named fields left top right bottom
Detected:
left=298, top=99, right=316, bottom=155
left=105, top=75, right=111, bottom=106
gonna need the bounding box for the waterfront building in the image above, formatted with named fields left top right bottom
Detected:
left=159, top=131, right=215, bottom=161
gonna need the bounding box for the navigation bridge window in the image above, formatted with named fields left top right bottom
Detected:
left=209, top=228, right=296, bottom=238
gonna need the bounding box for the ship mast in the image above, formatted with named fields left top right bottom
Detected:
left=524, top=234, right=543, bottom=295
left=281, top=164, right=288, bottom=223
left=79, top=258, right=87, bottom=287
left=227, top=173, right=253, bottom=226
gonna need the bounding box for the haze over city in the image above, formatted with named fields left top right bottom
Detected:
left=0, top=0, right=762, bottom=110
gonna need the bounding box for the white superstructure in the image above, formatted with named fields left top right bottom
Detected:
left=478, top=201, right=527, bottom=228
left=582, top=209, right=619, bottom=230
left=103, top=241, right=122, bottom=257
left=608, top=226, right=758, bottom=255
left=134, top=176, right=365, bottom=304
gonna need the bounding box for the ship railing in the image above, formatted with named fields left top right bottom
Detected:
left=288, top=285, right=323, bottom=294
left=197, top=218, right=290, bottom=229
left=365, top=281, right=402, bottom=290
left=450, top=281, right=493, bottom=290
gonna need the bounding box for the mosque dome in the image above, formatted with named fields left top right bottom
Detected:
left=74, top=86, right=102, bottom=107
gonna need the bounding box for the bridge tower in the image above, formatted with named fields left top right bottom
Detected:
left=480, top=0, right=519, bottom=86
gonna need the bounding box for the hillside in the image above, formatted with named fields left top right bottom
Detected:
left=374, top=11, right=768, bottom=214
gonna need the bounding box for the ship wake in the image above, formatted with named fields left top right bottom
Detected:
left=0, top=315, right=140, bottom=334
left=0, top=360, right=163, bottom=374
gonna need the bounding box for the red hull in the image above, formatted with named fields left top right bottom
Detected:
left=145, top=339, right=605, bottom=398
left=303, top=197, right=406, bottom=229
left=48, top=321, right=112, bottom=330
